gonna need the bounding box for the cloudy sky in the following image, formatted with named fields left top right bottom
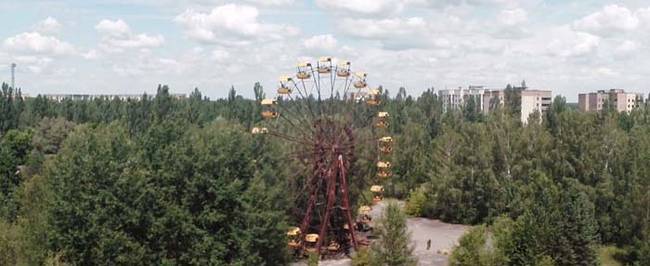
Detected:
left=1, top=0, right=650, bottom=101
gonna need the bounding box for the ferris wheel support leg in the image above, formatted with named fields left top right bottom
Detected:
left=299, top=175, right=320, bottom=254
left=316, top=166, right=337, bottom=255
left=300, top=137, right=324, bottom=247
left=338, top=155, right=358, bottom=250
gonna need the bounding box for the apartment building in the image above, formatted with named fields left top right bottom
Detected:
left=438, top=86, right=486, bottom=112
left=520, top=90, right=552, bottom=124
left=42, top=93, right=187, bottom=102
left=482, top=89, right=552, bottom=124
left=578, top=89, right=643, bottom=112
left=482, top=89, right=505, bottom=113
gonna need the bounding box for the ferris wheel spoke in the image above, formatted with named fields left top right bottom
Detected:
left=277, top=115, right=314, bottom=142
left=342, top=71, right=355, bottom=99
left=290, top=79, right=309, bottom=102
left=329, top=65, right=335, bottom=105
left=286, top=96, right=319, bottom=134
left=309, top=79, right=324, bottom=117
left=310, top=65, right=321, bottom=103
left=292, top=79, right=317, bottom=120
left=275, top=98, right=315, bottom=136
left=266, top=130, right=312, bottom=146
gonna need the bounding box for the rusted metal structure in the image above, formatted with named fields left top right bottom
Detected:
left=255, top=57, right=392, bottom=257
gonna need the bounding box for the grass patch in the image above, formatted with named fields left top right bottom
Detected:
left=599, top=245, right=626, bottom=266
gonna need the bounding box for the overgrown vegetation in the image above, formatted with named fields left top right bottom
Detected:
left=0, top=81, right=647, bottom=265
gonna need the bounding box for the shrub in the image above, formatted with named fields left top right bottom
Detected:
left=404, top=186, right=427, bottom=217
left=351, top=247, right=372, bottom=266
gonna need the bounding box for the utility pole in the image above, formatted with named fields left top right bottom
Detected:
left=11, top=63, right=16, bottom=89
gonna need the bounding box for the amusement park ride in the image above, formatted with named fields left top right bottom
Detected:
left=252, top=57, right=393, bottom=258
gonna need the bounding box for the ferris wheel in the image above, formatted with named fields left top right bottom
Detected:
left=252, top=57, right=393, bottom=257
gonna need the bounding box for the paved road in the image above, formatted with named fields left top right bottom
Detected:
left=293, top=201, right=469, bottom=266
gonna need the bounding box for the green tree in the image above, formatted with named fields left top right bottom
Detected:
left=0, top=220, right=19, bottom=265
left=504, top=84, right=522, bottom=118
left=0, top=129, right=33, bottom=221
left=404, top=185, right=427, bottom=217
left=44, top=121, right=289, bottom=265
left=371, top=201, right=416, bottom=266
left=449, top=225, right=491, bottom=266
left=463, top=95, right=481, bottom=122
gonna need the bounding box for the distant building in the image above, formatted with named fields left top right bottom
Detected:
left=482, top=89, right=552, bottom=124
left=520, top=90, right=552, bottom=124
left=578, top=89, right=643, bottom=112
left=438, top=86, right=486, bottom=112
left=42, top=93, right=187, bottom=102
left=482, top=89, right=505, bottom=113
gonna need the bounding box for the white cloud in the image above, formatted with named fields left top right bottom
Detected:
left=244, top=0, right=294, bottom=6
left=33, top=17, right=62, bottom=35
left=547, top=30, right=600, bottom=58
left=573, top=5, right=639, bottom=35
left=95, top=19, right=164, bottom=52
left=499, top=8, right=527, bottom=26
left=13, top=55, right=53, bottom=74
left=303, top=34, right=337, bottom=51
left=3, top=32, right=75, bottom=55
left=316, top=0, right=406, bottom=16
left=488, top=8, right=530, bottom=39
left=211, top=49, right=230, bottom=61
left=112, top=55, right=182, bottom=76
left=82, top=49, right=99, bottom=60
left=96, top=19, right=131, bottom=38
left=615, top=40, right=638, bottom=54
left=338, top=17, right=427, bottom=39
left=174, top=4, right=299, bottom=46
left=637, top=7, right=650, bottom=25
left=406, top=0, right=530, bottom=9
left=595, top=67, right=618, bottom=76
left=104, top=34, right=164, bottom=49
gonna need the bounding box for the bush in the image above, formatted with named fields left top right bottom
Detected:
left=0, top=220, right=19, bottom=265
left=535, top=255, right=555, bottom=266
left=404, top=186, right=427, bottom=217
left=307, top=251, right=319, bottom=266
left=351, top=247, right=373, bottom=266
left=449, top=225, right=490, bottom=266
left=449, top=217, right=513, bottom=266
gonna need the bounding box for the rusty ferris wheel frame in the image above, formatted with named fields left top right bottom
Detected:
left=253, top=57, right=393, bottom=256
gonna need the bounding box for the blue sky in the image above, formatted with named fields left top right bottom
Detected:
left=1, top=0, right=650, bottom=101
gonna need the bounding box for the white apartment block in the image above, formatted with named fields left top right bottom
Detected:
left=42, top=93, right=187, bottom=102
left=520, top=90, right=552, bottom=124
left=481, top=89, right=552, bottom=124
left=438, top=86, right=486, bottom=112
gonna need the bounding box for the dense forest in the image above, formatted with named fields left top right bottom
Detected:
left=0, top=81, right=648, bottom=265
